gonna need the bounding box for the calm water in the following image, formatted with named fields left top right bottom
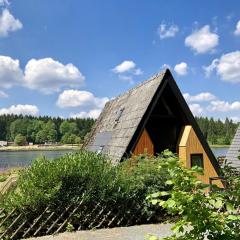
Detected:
left=0, top=147, right=229, bottom=170
left=0, top=149, right=77, bottom=169
left=211, top=147, right=229, bottom=158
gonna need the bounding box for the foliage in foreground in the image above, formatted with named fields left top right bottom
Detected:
left=148, top=150, right=240, bottom=240
left=1, top=151, right=170, bottom=218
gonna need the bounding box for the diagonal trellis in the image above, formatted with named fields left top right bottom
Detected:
left=0, top=194, right=165, bottom=240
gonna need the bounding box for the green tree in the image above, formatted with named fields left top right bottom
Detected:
left=60, top=121, right=78, bottom=135
left=74, top=136, right=81, bottom=144
left=35, top=130, right=46, bottom=143
left=61, top=133, right=80, bottom=144
left=14, top=134, right=27, bottom=146
left=0, top=114, right=95, bottom=143
left=27, top=120, right=44, bottom=143
left=35, top=120, right=57, bottom=143
left=48, top=129, right=57, bottom=143
left=10, top=119, right=29, bottom=141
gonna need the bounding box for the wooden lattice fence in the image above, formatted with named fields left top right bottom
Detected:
left=0, top=193, right=165, bottom=239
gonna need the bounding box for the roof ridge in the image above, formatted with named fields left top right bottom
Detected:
left=109, top=69, right=167, bottom=103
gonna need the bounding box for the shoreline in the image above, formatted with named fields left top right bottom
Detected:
left=0, top=144, right=82, bottom=152
left=0, top=144, right=228, bottom=152
left=210, top=145, right=230, bottom=148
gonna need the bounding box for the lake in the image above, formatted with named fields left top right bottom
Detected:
left=211, top=147, right=229, bottom=158
left=0, top=149, right=77, bottom=170
left=0, top=147, right=229, bottom=170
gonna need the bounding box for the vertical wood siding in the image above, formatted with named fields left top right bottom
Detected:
left=178, top=125, right=223, bottom=187
left=133, top=129, right=154, bottom=155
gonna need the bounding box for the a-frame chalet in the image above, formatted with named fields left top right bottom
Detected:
left=84, top=69, right=222, bottom=185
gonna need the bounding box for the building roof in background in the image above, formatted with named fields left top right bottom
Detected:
left=226, top=125, right=240, bottom=169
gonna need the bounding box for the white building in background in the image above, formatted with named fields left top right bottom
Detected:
left=0, top=141, right=7, bottom=147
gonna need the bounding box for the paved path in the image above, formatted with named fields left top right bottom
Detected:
left=27, top=224, right=173, bottom=240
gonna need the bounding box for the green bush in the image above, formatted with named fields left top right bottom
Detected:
left=1, top=151, right=170, bottom=214
left=14, top=134, right=27, bottom=146
left=147, top=150, right=240, bottom=240
left=61, top=133, right=81, bottom=144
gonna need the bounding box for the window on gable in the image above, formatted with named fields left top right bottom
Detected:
left=190, top=154, right=204, bottom=169
left=115, top=107, right=125, bottom=123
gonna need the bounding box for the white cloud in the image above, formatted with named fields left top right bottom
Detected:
left=203, top=58, right=219, bottom=77
left=0, top=55, right=23, bottom=88
left=204, top=51, right=240, bottom=83
left=113, top=60, right=143, bottom=75
left=70, top=109, right=101, bottom=119
left=24, top=58, right=85, bottom=94
left=189, top=104, right=204, bottom=116
left=113, top=61, right=136, bottom=74
left=234, top=20, right=240, bottom=36
left=0, top=90, right=8, bottom=98
left=230, top=116, right=240, bottom=123
left=118, top=75, right=134, bottom=84
left=161, top=63, right=171, bottom=70
left=57, top=90, right=108, bottom=120
left=0, top=9, right=22, bottom=37
left=0, top=56, right=86, bottom=93
left=174, top=62, right=188, bottom=76
left=217, top=51, right=240, bottom=83
left=185, top=25, right=219, bottom=54
left=0, top=0, right=9, bottom=6
left=56, top=90, right=108, bottom=109
left=113, top=60, right=143, bottom=84
left=207, top=100, right=240, bottom=112
left=0, top=104, right=39, bottom=116
left=185, top=91, right=240, bottom=119
left=134, top=68, right=143, bottom=75
left=157, top=23, right=179, bottom=39
left=184, top=92, right=216, bottom=102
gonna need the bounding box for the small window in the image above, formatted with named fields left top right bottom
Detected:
left=115, top=108, right=125, bottom=123
left=97, top=146, right=104, bottom=154
left=191, top=154, right=204, bottom=168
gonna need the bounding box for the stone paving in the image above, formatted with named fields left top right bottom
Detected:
left=27, top=224, right=173, bottom=240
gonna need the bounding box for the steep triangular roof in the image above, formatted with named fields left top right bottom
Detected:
left=84, top=69, right=221, bottom=175
left=226, top=125, right=240, bottom=169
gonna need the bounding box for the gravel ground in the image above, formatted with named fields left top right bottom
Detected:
left=26, top=224, right=173, bottom=240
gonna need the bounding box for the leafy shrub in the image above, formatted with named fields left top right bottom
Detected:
left=1, top=151, right=170, bottom=216
left=0, top=175, right=7, bottom=182
left=14, top=134, right=27, bottom=146
left=148, top=150, right=240, bottom=240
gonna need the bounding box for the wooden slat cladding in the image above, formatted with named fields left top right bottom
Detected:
left=178, top=125, right=223, bottom=188
left=133, top=129, right=154, bottom=155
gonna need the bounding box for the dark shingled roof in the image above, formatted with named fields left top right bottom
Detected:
left=226, top=125, right=240, bottom=169
left=84, top=69, right=221, bottom=176
left=84, top=70, right=167, bottom=162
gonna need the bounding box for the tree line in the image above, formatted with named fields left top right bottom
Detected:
left=196, top=117, right=239, bottom=145
left=0, top=114, right=95, bottom=145
left=0, top=114, right=238, bottom=145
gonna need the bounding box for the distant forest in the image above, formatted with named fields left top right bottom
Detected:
left=0, top=115, right=238, bottom=145
left=196, top=117, right=238, bottom=145
left=0, top=114, right=95, bottom=145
